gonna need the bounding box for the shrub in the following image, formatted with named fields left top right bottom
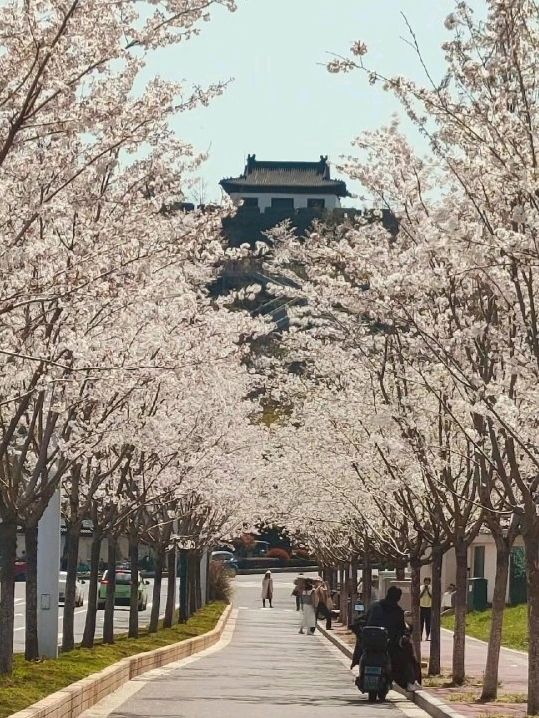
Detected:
left=266, top=548, right=290, bottom=562
left=209, top=562, right=233, bottom=603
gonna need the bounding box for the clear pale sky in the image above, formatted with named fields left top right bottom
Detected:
left=144, top=0, right=463, bottom=204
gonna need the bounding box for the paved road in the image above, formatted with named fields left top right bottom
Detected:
left=13, top=579, right=173, bottom=651
left=81, top=573, right=425, bottom=718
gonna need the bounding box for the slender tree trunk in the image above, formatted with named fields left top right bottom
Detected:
left=178, top=549, right=188, bottom=624
left=164, top=548, right=176, bottom=628
left=149, top=549, right=164, bottom=633
left=103, top=535, right=117, bottom=644
left=0, top=519, right=17, bottom=674
left=452, top=541, right=468, bottom=685
left=62, top=521, right=81, bottom=651
left=191, top=551, right=200, bottom=613
left=81, top=530, right=102, bottom=648
left=410, top=558, right=422, bottom=663
left=481, top=540, right=509, bottom=700
left=363, top=560, right=372, bottom=607
left=429, top=546, right=443, bottom=676
left=24, top=524, right=39, bottom=661
left=524, top=531, right=539, bottom=716
left=128, top=531, right=139, bottom=638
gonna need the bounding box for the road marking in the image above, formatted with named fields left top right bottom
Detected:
left=79, top=609, right=238, bottom=718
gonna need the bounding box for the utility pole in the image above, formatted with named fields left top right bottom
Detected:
left=37, top=489, right=61, bottom=658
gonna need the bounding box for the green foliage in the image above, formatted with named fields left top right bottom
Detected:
left=442, top=604, right=528, bottom=651
left=0, top=602, right=225, bottom=718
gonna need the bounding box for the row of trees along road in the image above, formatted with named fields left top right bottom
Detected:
left=0, top=0, right=270, bottom=675
left=247, top=2, right=539, bottom=715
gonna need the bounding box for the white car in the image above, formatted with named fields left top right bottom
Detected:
left=58, top=571, right=85, bottom=607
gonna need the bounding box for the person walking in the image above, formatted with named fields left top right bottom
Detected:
left=314, top=577, right=333, bottom=630
left=292, top=573, right=304, bottom=611
left=419, top=577, right=432, bottom=641
left=299, top=579, right=318, bottom=634
left=261, top=570, right=273, bottom=608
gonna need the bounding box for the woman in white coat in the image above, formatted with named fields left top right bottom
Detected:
left=261, top=570, right=274, bottom=608
left=299, top=579, right=319, bottom=634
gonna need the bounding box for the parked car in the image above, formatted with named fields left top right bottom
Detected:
left=58, top=571, right=85, bottom=606
left=210, top=551, right=238, bottom=575
left=97, top=570, right=149, bottom=611
left=14, top=560, right=27, bottom=582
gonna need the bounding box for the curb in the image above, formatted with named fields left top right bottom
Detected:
left=316, top=623, right=467, bottom=718
left=8, top=604, right=232, bottom=718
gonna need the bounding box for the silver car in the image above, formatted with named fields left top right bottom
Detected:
left=58, top=571, right=85, bottom=607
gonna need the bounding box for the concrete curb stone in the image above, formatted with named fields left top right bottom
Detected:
left=317, top=622, right=467, bottom=718
left=7, top=604, right=232, bottom=718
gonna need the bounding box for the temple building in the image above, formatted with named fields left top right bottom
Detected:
left=220, top=154, right=350, bottom=211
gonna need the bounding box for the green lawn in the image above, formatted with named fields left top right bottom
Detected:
left=0, top=602, right=226, bottom=718
left=441, top=604, right=528, bottom=652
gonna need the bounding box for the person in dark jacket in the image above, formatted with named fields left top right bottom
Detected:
left=357, top=586, right=421, bottom=692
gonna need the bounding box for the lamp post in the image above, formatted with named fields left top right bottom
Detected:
left=37, top=489, right=61, bottom=658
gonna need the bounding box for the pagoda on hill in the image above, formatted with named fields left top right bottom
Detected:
left=220, top=154, right=350, bottom=211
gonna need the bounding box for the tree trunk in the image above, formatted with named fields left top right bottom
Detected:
left=189, top=551, right=200, bottom=613
left=62, top=521, right=81, bottom=652
left=128, top=531, right=139, bottom=639
left=103, top=535, right=117, bottom=644
left=410, top=558, right=422, bottom=663
left=164, top=548, right=176, bottom=628
left=429, top=546, right=443, bottom=676
left=363, top=561, right=372, bottom=607
left=396, top=566, right=406, bottom=581
left=81, top=530, right=102, bottom=648
left=452, top=541, right=469, bottom=685
left=178, top=549, right=188, bottom=623
left=0, top=519, right=17, bottom=674
left=149, top=549, right=164, bottom=633
left=524, top=531, right=539, bottom=716
left=24, top=524, right=39, bottom=661
left=481, top=541, right=509, bottom=700
left=195, top=552, right=202, bottom=612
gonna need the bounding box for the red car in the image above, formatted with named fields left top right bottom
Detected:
left=14, top=560, right=27, bottom=581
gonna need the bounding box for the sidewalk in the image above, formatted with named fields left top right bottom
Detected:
left=326, top=621, right=528, bottom=718
left=78, top=575, right=424, bottom=718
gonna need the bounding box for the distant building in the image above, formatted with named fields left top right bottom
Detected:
left=220, top=154, right=350, bottom=212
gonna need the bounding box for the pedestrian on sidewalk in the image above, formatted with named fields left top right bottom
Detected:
left=299, top=579, right=318, bottom=634
left=261, top=570, right=274, bottom=608
left=419, top=576, right=432, bottom=641
left=314, top=577, right=333, bottom=630
left=292, top=573, right=304, bottom=611
left=442, top=583, right=456, bottom=614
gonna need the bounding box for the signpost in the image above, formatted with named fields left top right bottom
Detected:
left=37, top=490, right=61, bottom=658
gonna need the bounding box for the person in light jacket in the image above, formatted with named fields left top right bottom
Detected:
left=261, top=570, right=274, bottom=608
left=299, top=579, right=319, bottom=635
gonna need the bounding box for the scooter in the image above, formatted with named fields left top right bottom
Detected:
left=355, top=625, right=392, bottom=703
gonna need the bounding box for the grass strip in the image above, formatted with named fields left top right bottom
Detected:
left=441, top=604, right=528, bottom=652
left=0, top=601, right=226, bottom=718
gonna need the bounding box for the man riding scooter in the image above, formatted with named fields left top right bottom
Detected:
left=353, top=586, right=421, bottom=695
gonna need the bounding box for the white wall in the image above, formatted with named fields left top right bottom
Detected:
left=439, top=535, right=526, bottom=604
left=229, top=192, right=341, bottom=211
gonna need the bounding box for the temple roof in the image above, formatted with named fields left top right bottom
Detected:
left=220, top=155, right=350, bottom=197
